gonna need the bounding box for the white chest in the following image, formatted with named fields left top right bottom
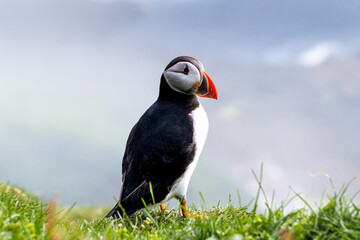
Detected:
left=164, top=104, right=209, bottom=201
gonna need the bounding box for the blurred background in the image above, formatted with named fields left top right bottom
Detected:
left=1, top=0, right=360, bottom=209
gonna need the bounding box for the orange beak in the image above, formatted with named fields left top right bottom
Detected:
left=195, top=71, right=218, bottom=100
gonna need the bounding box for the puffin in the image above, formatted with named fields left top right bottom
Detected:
left=106, top=56, right=217, bottom=218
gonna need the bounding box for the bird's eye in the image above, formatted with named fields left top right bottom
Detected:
left=183, top=65, right=189, bottom=75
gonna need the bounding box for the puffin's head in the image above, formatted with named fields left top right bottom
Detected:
left=163, top=56, right=217, bottom=99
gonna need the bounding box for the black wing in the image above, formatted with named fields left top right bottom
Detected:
left=107, top=101, right=196, bottom=217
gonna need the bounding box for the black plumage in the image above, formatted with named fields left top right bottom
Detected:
left=106, top=76, right=199, bottom=218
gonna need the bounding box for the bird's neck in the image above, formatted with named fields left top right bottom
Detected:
left=157, top=75, right=199, bottom=108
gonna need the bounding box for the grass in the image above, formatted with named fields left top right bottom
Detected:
left=1, top=172, right=360, bottom=239
left=0, top=183, right=46, bottom=239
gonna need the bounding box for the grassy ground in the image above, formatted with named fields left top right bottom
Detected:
left=1, top=178, right=359, bottom=240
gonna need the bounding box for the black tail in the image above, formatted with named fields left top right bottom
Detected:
left=106, top=181, right=168, bottom=219
left=106, top=204, right=123, bottom=218
left=105, top=202, right=139, bottom=219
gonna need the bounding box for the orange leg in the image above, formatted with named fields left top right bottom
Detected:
left=180, top=199, right=188, bottom=217
left=160, top=204, right=165, bottom=211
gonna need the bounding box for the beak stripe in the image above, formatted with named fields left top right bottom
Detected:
left=195, top=71, right=218, bottom=100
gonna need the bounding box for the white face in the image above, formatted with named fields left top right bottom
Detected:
left=163, top=61, right=202, bottom=95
